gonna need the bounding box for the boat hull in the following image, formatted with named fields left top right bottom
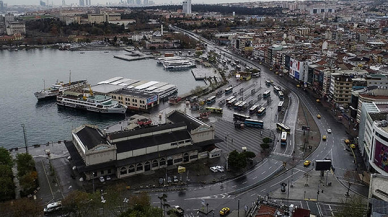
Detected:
left=56, top=102, right=126, bottom=114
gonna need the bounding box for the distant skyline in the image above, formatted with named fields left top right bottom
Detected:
left=4, top=0, right=293, bottom=6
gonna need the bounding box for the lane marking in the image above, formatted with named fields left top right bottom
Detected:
left=251, top=193, right=256, bottom=197
left=252, top=176, right=258, bottom=180
left=242, top=181, right=247, bottom=185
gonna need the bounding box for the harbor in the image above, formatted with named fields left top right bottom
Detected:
left=113, top=49, right=153, bottom=61
left=0, top=49, right=206, bottom=149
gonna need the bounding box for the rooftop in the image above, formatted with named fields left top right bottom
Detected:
left=75, top=126, right=107, bottom=150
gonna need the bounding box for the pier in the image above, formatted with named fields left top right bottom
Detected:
left=114, top=49, right=153, bottom=61
left=191, top=68, right=222, bottom=80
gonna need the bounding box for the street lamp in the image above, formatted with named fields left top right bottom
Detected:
left=92, top=172, right=95, bottom=193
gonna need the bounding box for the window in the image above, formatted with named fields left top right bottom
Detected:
left=152, top=160, right=158, bottom=168
left=120, top=167, right=127, bottom=175
left=171, top=142, right=177, bottom=146
left=136, top=163, right=143, bottom=171
left=190, top=155, right=198, bottom=159
left=178, top=141, right=184, bottom=144
left=101, top=170, right=104, bottom=175
left=108, top=169, right=111, bottom=174
left=160, top=158, right=166, bottom=166
left=128, top=165, right=135, bottom=173
left=174, top=158, right=182, bottom=164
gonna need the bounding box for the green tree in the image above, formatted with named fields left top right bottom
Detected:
left=262, top=137, right=272, bottom=143
left=260, top=143, right=270, bottom=150
left=0, top=147, right=13, bottom=168
left=1, top=197, right=43, bottom=217
left=0, top=175, right=15, bottom=201
left=228, top=150, right=247, bottom=170
left=334, top=196, right=367, bottom=217
left=62, top=190, right=100, bottom=217
left=242, top=151, right=256, bottom=159
left=16, top=153, right=35, bottom=178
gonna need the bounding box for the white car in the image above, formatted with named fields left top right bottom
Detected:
left=210, top=166, right=218, bottom=173
left=216, top=166, right=224, bottom=172
left=327, top=129, right=332, bottom=134
left=106, top=176, right=111, bottom=181
left=99, top=176, right=105, bottom=183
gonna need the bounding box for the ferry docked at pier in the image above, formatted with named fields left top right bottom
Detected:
left=34, top=80, right=87, bottom=100
left=163, top=59, right=196, bottom=70
left=56, top=91, right=127, bottom=114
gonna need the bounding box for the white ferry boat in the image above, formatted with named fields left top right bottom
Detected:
left=57, top=91, right=127, bottom=114
left=163, top=59, right=196, bottom=70
left=156, top=56, right=184, bottom=64
left=34, top=80, right=87, bottom=100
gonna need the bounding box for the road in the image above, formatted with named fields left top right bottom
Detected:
left=146, top=25, right=369, bottom=216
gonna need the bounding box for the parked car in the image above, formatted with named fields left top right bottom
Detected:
left=106, top=176, right=111, bottom=181
left=210, top=167, right=218, bottom=173
left=216, top=166, right=224, bottom=172
left=99, top=176, right=105, bottom=183
left=167, top=177, right=172, bottom=184
left=173, top=176, right=179, bottom=183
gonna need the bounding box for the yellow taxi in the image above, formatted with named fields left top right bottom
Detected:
left=317, top=114, right=321, bottom=119
left=322, top=135, right=327, bottom=141
left=304, top=160, right=311, bottom=167
left=316, top=99, right=320, bottom=103
left=220, top=207, right=230, bottom=216
left=296, top=84, right=301, bottom=88
left=344, top=139, right=350, bottom=144
left=350, top=144, right=356, bottom=149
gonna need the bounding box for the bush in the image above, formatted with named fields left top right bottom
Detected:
left=242, top=151, right=256, bottom=159
left=260, top=143, right=270, bottom=150
left=262, top=137, right=272, bottom=143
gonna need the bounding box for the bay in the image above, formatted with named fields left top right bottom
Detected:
left=0, top=48, right=204, bottom=149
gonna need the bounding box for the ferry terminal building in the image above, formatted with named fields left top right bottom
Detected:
left=65, top=110, right=222, bottom=180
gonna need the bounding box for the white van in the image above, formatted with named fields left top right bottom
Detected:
left=44, top=201, right=62, bottom=214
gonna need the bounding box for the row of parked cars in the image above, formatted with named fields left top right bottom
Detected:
left=210, top=165, right=225, bottom=173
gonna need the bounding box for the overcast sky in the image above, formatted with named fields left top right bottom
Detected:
left=5, top=0, right=284, bottom=6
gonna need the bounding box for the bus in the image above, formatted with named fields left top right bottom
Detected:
left=206, top=96, right=216, bottom=105
left=233, top=113, right=250, bottom=121
left=234, top=101, right=243, bottom=110
left=205, top=107, right=223, bottom=114
left=238, top=101, right=247, bottom=111
left=227, top=98, right=237, bottom=107
left=244, top=119, right=264, bottom=129
left=263, top=90, right=271, bottom=99
left=273, top=86, right=281, bottom=95
left=265, top=80, right=271, bottom=86
left=226, top=96, right=235, bottom=103
left=278, top=91, right=284, bottom=100
left=249, top=105, right=259, bottom=114
left=276, top=123, right=291, bottom=133
left=225, top=86, right=233, bottom=94
left=280, top=132, right=287, bottom=146
left=257, top=107, right=266, bottom=116
left=278, top=101, right=284, bottom=112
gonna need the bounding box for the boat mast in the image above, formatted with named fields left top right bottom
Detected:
left=43, top=79, right=45, bottom=90
left=69, top=70, right=71, bottom=85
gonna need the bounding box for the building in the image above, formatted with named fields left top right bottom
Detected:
left=66, top=110, right=221, bottom=180
left=0, top=1, right=4, bottom=11
left=329, top=70, right=368, bottom=108
left=355, top=89, right=388, bottom=123
left=79, top=0, right=84, bottom=6
left=358, top=102, right=388, bottom=175
left=182, top=0, right=191, bottom=14
left=91, top=77, right=177, bottom=111
left=6, top=22, right=26, bottom=36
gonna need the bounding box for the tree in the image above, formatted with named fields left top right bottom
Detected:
left=16, top=153, right=35, bottom=178
left=334, top=196, right=367, bottom=217
left=260, top=143, right=270, bottom=150
left=228, top=150, right=247, bottom=171
left=262, top=137, right=272, bottom=143
left=62, top=190, right=100, bottom=217
left=0, top=147, right=13, bottom=168
left=242, top=151, right=256, bottom=159
left=1, top=198, right=43, bottom=217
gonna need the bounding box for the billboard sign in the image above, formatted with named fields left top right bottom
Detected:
left=315, top=160, right=332, bottom=171
left=374, top=140, right=388, bottom=173
left=146, top=95, right=158, bottom=105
